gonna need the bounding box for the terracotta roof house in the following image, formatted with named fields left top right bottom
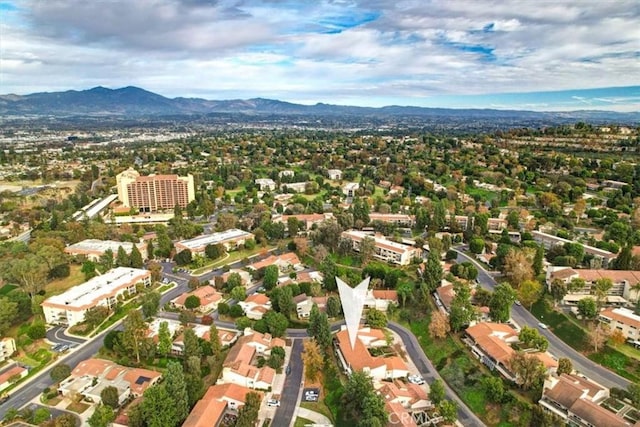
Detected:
left=59, top=358, right=161, bottom=405
left=247, top=252, right=302, bottom=272
left=183, top=383, right=257, bottom=427
left=540, top=374, right=632, bottom=427
left=171, top=285, right=223, bottom=313
left=0, top=364, right=28, bottom=392
left=238, top=294, right=272, bottom=320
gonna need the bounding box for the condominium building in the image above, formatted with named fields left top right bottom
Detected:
left=546, top=267, right=640, bottom=305
left=41, top=267, right=151, bottom=326
left=116, top=167, right=195, bottom=212
left=341, top=230, right=422, bottom=266
left=175, top=229, right=254, bottom=255
left=598, top=307, right=640, bottom=342
left=0, top=338, right=16, bottom=362
left=369, top=213, right=415, bottom=227
left=64, top=239, right=147, bottom=262
left=532, top=231, right=617, bottom=268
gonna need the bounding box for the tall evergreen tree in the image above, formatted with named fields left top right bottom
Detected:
left=157, top=321, right=172, bottom=357
left=116, top=246, right=129, bottom=267
left=130, top=245, right=144, bottom=268
left=164, top=362, right=189, bottom=424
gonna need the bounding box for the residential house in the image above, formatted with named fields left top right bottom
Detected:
left=327, top=169, right=342, bottom=180
left=247, top=252, right=302, bottom=273
left=238, top=294, right=272, bottom=320
left=341, top=230, right=422, bottom=266
left=0, top=363, right=27, bottom=392
left=42, top=267, right=151, bottom=327
left=465, top=323, right=558, bottom=383
left=171, top=285, right=223, bottom=313
left=378, top=380, right=431, bottom=412
left=274, top=213, right=334, bottom=231
left=281, top=182, right=307, bottom=193
left=343, top=182, right=360, bottom=198
left=255, top=178, right=276, bottom=191
left=58, top=359, right=161, bottom=405
left=278, top=170, right=295, bottom=178
left=221, top=269, right=253, bottom=288
left=532, top=231, right=617, bottom=268
left=182, top=383, right=256, bottom=427
left=539, top=373, right=631, bottom=427
left=364, top=289, right=399, bottom=311
left=334, top=328, right=408, bottom=381
left=296, top=295, right=329, bottom=319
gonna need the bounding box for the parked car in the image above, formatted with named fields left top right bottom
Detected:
left=538, top=322, right=548, bottom=329
left=407, top=374, right=425, bottom=385
left=514, top=300, right=521, bottom=306
left=267, top=399, right=280, bottom=407
left=0, top=394, right=9, bottom=404
left=286, top=365, right=291, bottom=375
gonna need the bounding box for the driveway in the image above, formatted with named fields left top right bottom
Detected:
left=46, top=325, right=86, bottom=346
left=272, top=339, right=304, bottom=427
left=454, top=249, right=631, bottom=390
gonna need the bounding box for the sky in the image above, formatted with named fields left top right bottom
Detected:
left=1, top=0, right=639, bottom=111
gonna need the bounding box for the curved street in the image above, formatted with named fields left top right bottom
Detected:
left=455, top=249, right=631, bottom=390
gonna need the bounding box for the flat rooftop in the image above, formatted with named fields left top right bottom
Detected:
left=177, top=229, right=252, bottom=250
left=43, top=267, right=148, bottom=309
left=66, top=239, right=136, bottom=253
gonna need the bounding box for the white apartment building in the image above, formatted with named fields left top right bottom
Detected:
left=532, top=231, right=617, bottom=268
left=599, top=307, right=640, bottom=342
left=342, top=182, right=360, bottom=197
left=0, top=338, right=16, bottom=362
left=255, top=178, right=276, bottom=191
left=64, top=239, right=147, bottom=262
left=41, top=267, right=151, bottom=326
left=327, top=169, right=342, bottom=180
left=368, top=213, right=415, bottom=227
left=341, top=230, right=421, bottom=266
left=174, top=229, right=254, bottom=255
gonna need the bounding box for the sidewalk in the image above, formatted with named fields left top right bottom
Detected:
left=294, top=407, right=332, bottom=426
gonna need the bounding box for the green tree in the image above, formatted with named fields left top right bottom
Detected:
left=594, top=278, right=613, bottom=308
left=116, top=246, right=129, bottom=267
left=184, top=295, right=201, bottom=310
left=421, top=250, right=443, bottom=296
left=449, top=283, right=475, bottom=332
left=429, top=378, right=445, bottom=405
left=99, top=249, right=115, bottom=272
left=518, top=280, right=543, bottom=309
left=157, top=321, right=172, bottom=357
left=396, top=282, right=413, bottom=308
left=307, top=304, right=332, bottom=352
left=302, top=339, right=324, bottom=382
left=12, top=254, right=49, bottom=299
left=100, top=385, right=120, bottom=409
left=50, top=364, right=72, bottom=383
left=557, top=357, right=573, bottom=376
left=230, top=286, right=246, bottom=301
left=326, top=295, right=342, bottom=317
left=277, top=286, right=295, bottom=316
left=146, top=240, right=155, bottom=260
left=174, top=249, right=192, bottom=266
left=264, top=311, right=289, bottom=337
left=32, top=408, right=51, bottom=424
left=53, top=413, right=77, bottom=427
left=482, top=376, right=504, bottom=402
left=27, top=321, right=46, bottom=339
left=205, top=243, right=225, bottom=260
left=533, top=245, right=545, bottom=276
left=84, top=306, right=110, bottom=328
left=130, top=245, right=144, bottom=268
left=81, top=260, right=98, bottom=281
left=164, top=361, right=189, bottom=424
left=267, top=346, right=285, bottom=369
left=628, top=383, right=640, bottom=407
left=438, top=400, right=458, bottom=424
left=121, top=310, right=150, bottom=364
left=87, top=404, right=115, bottom=427
left=510, top=352, right=547, bottom=391
left=141, top=291, right=161, bottom=318
left=342, top=371, right=387, bottom=426
left=549, top=279, right=568, bottom=307
left=235, top=392, right=262, bottom=427
left=0, top=297, right=18, bottom=336
left=489, top=283, right=516, bottom=323
left=141, top=384, right=178, bottom=427
left=577, top=297, right=598, bottom=320
left=187, top=277, right=200, bottom=290
left=263, top=265, right=279, bottom=291
left=366, top=309, right=388, bottom=329
left=182, top=327, right=202, bottom=360
left=518, top=326, right=549, bottom=351
left=226, top=272, right=243, bottom=290
left=469, top=238, right=485, bottom=254
left=127, top=401, right=144, bottom=427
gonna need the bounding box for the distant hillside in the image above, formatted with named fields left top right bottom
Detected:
left=0, top=86, right=638, bottom=123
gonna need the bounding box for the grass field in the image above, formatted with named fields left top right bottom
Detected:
left=294, top=418, right=313, bottom=427
left=530, top=299, right=587, bottom=351
left=589, top=346, right=640, bottom=383
left=0, top=284, right=17, bottom=296
left=46, top=264, right=84, bottom=297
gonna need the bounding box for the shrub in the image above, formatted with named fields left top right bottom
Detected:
left=27, top=322, right=47, bottom=339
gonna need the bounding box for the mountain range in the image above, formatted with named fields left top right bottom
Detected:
left=1, top=86, right=638, bottom=122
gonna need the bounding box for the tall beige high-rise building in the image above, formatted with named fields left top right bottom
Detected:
left=116, top=168, right=195, bottom=212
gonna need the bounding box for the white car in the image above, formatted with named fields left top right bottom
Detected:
left=267, top=399, right=280, bottom=407
left=538, top=322, right=548, bottom=329
left=407, top=375, right=425, bottom=385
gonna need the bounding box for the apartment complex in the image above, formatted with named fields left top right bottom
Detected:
left=274, top=213, right=334, bottom=231
left=42, top=267, right=151, bottom=326
left=175, top=229, right=254, bottom=255
left=64, top=239, right=147, bottom=262
left=116, top=167, right=195, bottom=212
left=546, top=267, right=640, bottom=305
left=599, top=307, right=640, bottom=342
left=369, top=213, right=415, bottom=227
left=341, top=230, right=422, bottom=266
left=0, top=338, right=16, bottom=362
left=532, top=231, right=617, bottom=268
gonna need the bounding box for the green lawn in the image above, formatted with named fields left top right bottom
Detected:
left=466, top=187, right=497, bottom=201
left=0, top=284, right=17, bottom=296
left=294, top=418, right=313, bottom=427
left=530, top=299, right=587, bottom=351
left=589, top=346, right=640, bottom=383
left=191, top=246, right=275, bottom=275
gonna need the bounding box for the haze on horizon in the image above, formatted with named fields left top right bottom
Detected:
left=1, top=0, right=639, bottom=112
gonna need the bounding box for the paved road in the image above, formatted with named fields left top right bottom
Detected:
left=46, top=325, right=86, bottom=347
left=455, top=249, right=631, bottom=390
left=272, top=339, right=304, bottom=426
left=388, top=322, right=485, bottom=427
left=0, top=321, right=121, bottom=419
